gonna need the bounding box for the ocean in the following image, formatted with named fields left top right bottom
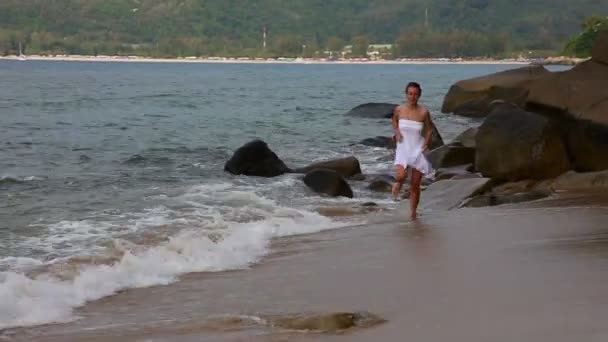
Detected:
left=0, top=60, right=538, bottom=330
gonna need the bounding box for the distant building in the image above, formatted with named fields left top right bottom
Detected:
left=342, top=43, right=393, bottom=59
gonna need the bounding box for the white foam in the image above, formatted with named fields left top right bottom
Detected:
left=0, top=198, right=343, bottom=329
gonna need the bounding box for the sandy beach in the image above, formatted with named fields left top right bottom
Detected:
left=7, top=190, right=608, bottom=342
left=0, top=54, right=533, bottom=65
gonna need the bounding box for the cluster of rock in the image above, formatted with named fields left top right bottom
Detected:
left=223, top=101, right=445, bottom=202
left=224, top=139, right=362, bottom=198
left=426, top=30, right=608, bottom=208
left=224, top=31, right=607, bottom=210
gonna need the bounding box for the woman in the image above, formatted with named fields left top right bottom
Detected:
left=391, top=82, right=435, bottom=220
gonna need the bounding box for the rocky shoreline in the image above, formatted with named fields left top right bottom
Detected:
left=223, top=31, right=608, bottom=216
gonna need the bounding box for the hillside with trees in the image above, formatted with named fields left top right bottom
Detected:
left=564, top=15, right=608, bottom=57
left=0, top=0, right=606, bottom=58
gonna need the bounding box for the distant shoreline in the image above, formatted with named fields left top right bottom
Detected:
left=0, top=54, right=534, bottom=65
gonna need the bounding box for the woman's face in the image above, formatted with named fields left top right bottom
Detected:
left=406, top=87, right=421, bottom=105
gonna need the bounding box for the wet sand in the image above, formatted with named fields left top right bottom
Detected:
left=6, top=193, right=608, bottom=341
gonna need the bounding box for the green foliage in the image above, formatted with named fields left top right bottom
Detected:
left=351, top=35, right=370, bottom=57
left=0, top=0, right=606, bottom=57
left=564, top=16, right=608, bottom=57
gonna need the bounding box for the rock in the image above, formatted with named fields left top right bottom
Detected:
left=564, top=120, right=608, bottom=171
left=490, top=180, right=537, bottom=194
left=424, top=120, right=445, bottom=150
left=367, top=174, right=395, bottom=192
left=345, top=102, right=396, bottom=118
left=592, top=29, right=608, bottom=65
left=358, top=136, right=396, bottom=149
left=551, top=170, right=608, bottom=191
left=350, top=173, right=366, bottom=181
left=461, top=191, right=549, bottom=208
left=269, top=312, right=386, bottom=332
left=296, top=156, right=362, bottom=178
left=434, top=164, right=477, bottom=181
left=421, top=178, right=493, bottom=210
left=526, top=59, right=608, bottom=127
left=224, top=140, right=292, bottom=177
left=441, top=65, right=550, bottom=116
left=450, top=173, right=483, bottom=180
left=475, top=103, right=570, bottom=181
left=428, top=145, right=476, bottom=169
left=303, top=169, right=354, bottom=198
left=450, top=127, right=478, bottom=148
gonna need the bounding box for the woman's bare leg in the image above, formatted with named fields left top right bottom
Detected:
left=392, top=165, right=407, bottom=200
left=410, top=169, right=422, bottom=220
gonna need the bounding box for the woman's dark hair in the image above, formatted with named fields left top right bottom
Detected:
left=405, top=82, right=422, bottom=95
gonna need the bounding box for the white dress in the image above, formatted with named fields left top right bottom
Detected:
left=394, top=119, right=434, bottom=176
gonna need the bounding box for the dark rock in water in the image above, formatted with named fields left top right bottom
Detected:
left=358, top=136, right=396, bottom=149
left=303, top=169, right=353, bottom=198
left=124, top=154, right=146, bottom=164
left=224, top=140, right=292, bottom=177
left=345, top=102, right=396, bottom=118
left=78, top=154, right=91, bottom=163
left=367, top=174, right=395, bottom=193
left=462, top=191, right=549, bottom=208
left=350, top=173, right=366, bottom=181
left=428, top=145, right=476, bottom=169
left=361, top=202, right=377, bottom=206
left=296, top=156, right=362, bottom=178
left=475, top=103, right=570, bottom=181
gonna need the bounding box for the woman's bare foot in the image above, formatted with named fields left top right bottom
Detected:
left=392, top=182, right=402, bottom=201
left=410, top=211, right=417, bottom=221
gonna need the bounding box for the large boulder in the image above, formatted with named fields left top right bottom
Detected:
left=224, top=140, right=292, bottom=177
left=441, top=65, right=550, bottom=116
left=295, top=156, right=362, bottom=178
left=303, top=169, right=354, bottom=198
left=525, top=60, right=608, bottom=127
left=450, top=127, right=478, bottom=148
left=592, top=29, right=608, bottom=65
left=475, top=104, right=571, bottom=181
left=421, top=178, right=493, bottom=210
left=345, top=103, right=396, bottom=118
left=428, top=145, right=476, bottom=169
left=424, top=120, right=445, bottom=150
left=563, top=119, right=608, bottom=171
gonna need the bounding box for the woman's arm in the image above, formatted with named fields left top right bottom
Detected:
left=392, top=106, right=402, bottom=142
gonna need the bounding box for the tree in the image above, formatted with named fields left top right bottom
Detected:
left=351, top=35, right=370, bottom=57
left=274, top=34, right=303, bottom=57
left=326, top=36, right=345, bottom=54
left=564, top=15, right=608, bottom=57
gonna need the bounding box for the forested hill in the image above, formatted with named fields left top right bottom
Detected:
left=1, top=0, right=607, bottom=58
